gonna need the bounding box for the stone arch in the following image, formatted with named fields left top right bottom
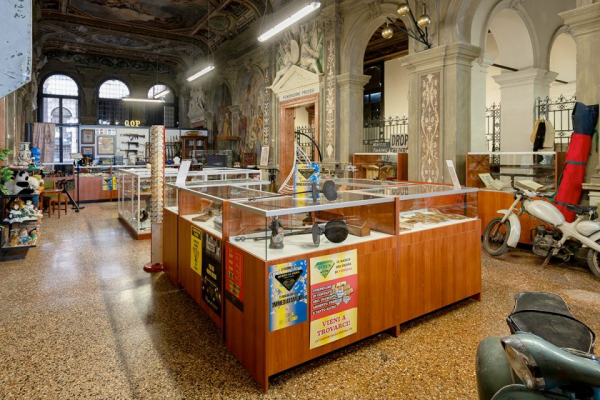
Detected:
left=548, top=28, right=576, bottom=99
left=340, top=2, right=411, bottom=75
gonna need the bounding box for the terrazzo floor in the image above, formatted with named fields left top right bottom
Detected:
left=1, top=202, right=599, bottom=399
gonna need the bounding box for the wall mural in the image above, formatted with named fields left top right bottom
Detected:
left=236, top=68, right=265, bottom=164
left=420, top=72, right=440, bottom=183
left=212, top=83, right=233, bottom=138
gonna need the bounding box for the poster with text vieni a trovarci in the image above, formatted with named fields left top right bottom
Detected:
left=310, top=249, right=358, bottom=349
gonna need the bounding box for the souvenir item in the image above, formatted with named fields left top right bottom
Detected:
left=17, top=143, right=32, bottom=166
left=269, top=217, right=284, bottom=249
left=4, top=170, right=34, bottom=195
left=311, top=219, right=349, bottom=245
left=248, top=180, right=338, bottom=203
left=30, top=147, right=41, bottom=167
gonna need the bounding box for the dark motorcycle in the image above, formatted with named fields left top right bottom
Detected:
left=476, top=292, right=600, bottom=399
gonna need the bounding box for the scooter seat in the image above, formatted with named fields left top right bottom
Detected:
left=566, top=203, right=598, bottom=215
left=507, top=292, right=595, bottom=353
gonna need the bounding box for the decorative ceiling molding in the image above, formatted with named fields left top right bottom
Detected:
left=44, top=50, right=176, bottom=75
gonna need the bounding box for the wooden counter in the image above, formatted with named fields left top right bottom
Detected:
left=163, top=208, right=179, bottom=287
left=398, top=219, right=482, bottom=323
left=225, top=236, right=399, bottom=390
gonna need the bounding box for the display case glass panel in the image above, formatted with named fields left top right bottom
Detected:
left=361, top=185, right=478, bottom=232
left=466, top=152, right=564, bottom=192
left=164, top=179, right=270, bottom=214
left=227, top=191, right=396, bottom=261
left=178, top=186, right=272, bottom=239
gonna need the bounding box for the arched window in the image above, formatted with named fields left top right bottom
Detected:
left=146, top=84, right=178, bottom=128
left=40, top=74, right=80, bottom=163
left=98, top=79, right=131, bottom=125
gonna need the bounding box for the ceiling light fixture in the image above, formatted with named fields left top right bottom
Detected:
left=258, top=1, right=321, bottom=42
left=187, top=63, right=215, bottom=82
left=154, top=89, right=170, bottom=99
left=383, top=1, right=432, bottom=49
left=122, top=98, right=165, bottom=103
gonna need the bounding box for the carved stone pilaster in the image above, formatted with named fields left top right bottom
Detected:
left=324, top=39, right=336, bottom=160
left=263, top=66, right=271, bottom=151
left=321, top=13, right=343, bottom=38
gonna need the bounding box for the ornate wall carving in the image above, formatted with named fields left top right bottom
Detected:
left=263, top=66, right=271, bottom=149
left=420, top=72, right=440, bottom=183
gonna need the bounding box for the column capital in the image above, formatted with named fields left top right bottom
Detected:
left=400, top=43, right=481, bottom=72
left=479, top=53, right=497, bottom=70
left=560, top=2, right=600, bottom=37
left=336, top=73, right=370, bottom=87
left=492, top=68, right=559, bottom=89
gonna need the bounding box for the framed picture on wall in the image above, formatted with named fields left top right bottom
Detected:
left=81, top=129, right=95, bottom=144
left=97, top=135, right=116, bottom=155
left=81, top=146, right=94, bottom=159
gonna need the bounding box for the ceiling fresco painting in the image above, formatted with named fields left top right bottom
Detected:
left=69, top=0, right=210, bottom=30
left=38, top=0, right=274, bottom=72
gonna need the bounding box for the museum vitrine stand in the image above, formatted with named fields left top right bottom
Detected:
left=166, top=180, right=481, bottom=390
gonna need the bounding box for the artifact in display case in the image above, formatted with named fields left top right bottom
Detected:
left=227, top=190, right=396, bottom=261
left=466, top=152, right=565, bottom=191
left=360, top=184, right=479, bottom=232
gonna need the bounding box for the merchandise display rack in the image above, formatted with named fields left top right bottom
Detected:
left=0, top=192, right=41, bottom=261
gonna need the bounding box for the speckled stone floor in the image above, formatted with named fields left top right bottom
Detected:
left=1, top=203, right=599, bottom=399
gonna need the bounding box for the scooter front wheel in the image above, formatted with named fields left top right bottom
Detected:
left=483, top=217, right=511, bottom=256
left=586, top=244, right=600, bottom=279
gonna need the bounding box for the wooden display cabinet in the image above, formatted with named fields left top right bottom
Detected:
left=352, top=152, right=408, bottom=181
left=181, top=134, right=208, bottom=160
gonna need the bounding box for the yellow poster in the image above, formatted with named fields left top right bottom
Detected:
left=191, top=226, right=202, bottom=276
left=309, top=249, right=358, bottom=349
left=310, top=249, right=357, bottom=285
left=310, top=309, right=357, bottom=349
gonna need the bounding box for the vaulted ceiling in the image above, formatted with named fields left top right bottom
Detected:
left=38, top=0, right=274, bottom=73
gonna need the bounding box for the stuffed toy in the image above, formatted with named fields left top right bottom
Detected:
left=4, top=170, right=35, bottom=195
left=30, top=147, right=41, bottom=168
left=28, top=176, right=42, bottom=194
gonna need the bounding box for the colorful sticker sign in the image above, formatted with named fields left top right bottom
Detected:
left=294, top=163, right=320, bottom=200
left=190, top=226, right=202, bottom=276
left=225, top=245, right=244, bottom=311
left=269, top=259, right=308, bottom=332
left=202, top=234, right=222, bottom=314
left=310, top=249, right=358, bottom=349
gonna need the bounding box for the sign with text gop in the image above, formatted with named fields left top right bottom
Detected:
left=309, top=249, right=358, bottom=349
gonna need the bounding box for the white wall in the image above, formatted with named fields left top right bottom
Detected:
left=294, top=106, right=310, bottom=128
left=549, top=33, right=577, bottom=99
left=384, top=58, right=409, bottom=118
left=485, top=33, right=502, bottom=106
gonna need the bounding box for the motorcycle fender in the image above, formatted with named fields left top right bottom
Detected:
left=497, top=209, right=521, bottom=248
left=490, top=384, right=551, bottom=400
left=476, top=337, right=514, bottom=400
left=581, top=230, right=600, bottom=249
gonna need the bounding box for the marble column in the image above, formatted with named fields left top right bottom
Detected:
left=470, top=54, right=496, bottom=152
left=402, top=43, right=480, bottom=183
left=492, top=68, right=558, bottom=151
left=560, top=3, right=600, bottom=183
left=337, top=73, right=370, bottom=162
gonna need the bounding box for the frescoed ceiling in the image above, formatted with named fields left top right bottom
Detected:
left=38, top=0, right=272, bottom=72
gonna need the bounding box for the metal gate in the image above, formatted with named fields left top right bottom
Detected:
left=362, top=115, right=409, bottom=152
left=536, top=94, right=577, bottom=152
left=295, top=125, right=316, bottom=161
left=486, top=103, right=501, bottom=152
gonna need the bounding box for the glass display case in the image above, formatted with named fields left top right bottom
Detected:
left=165, top=179, right=270, bottom=214
left=360, top=185, right=478, bottom=232
left=466, top=151, right=565, bottom=192
left=178, top=186, right=273, bottom=239
left=226, top=191, right=396, bottom=261
left=192, top=150, right=234, bottom=168
left=118, top=169, right=153, bottom=236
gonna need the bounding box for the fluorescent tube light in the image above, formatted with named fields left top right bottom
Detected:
left=258, top=1, right=320, bottom=42
left=187, top=64, right=215, bottom=82
left=154, top=89, right=170, bottom=99
left=122, top=98, right=164, bottom=103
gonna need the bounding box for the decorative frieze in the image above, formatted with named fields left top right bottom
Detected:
left=420, top=72, right=440, bottom=183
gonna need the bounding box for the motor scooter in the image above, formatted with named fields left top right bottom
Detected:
left=476, top=292, right=600, bottom=400
left=483, top=188, right=600, bottom=279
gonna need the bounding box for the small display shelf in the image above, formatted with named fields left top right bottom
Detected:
left=0, top=192, right=42, bottom=261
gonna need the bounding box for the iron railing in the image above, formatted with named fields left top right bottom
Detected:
left=295, top=125, right=316, bottom=161
left=362, top=115, right=409, bottom=152
left=486, top=103, right=501, bottom=152
left=536, top=94, right=576, bottom=151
